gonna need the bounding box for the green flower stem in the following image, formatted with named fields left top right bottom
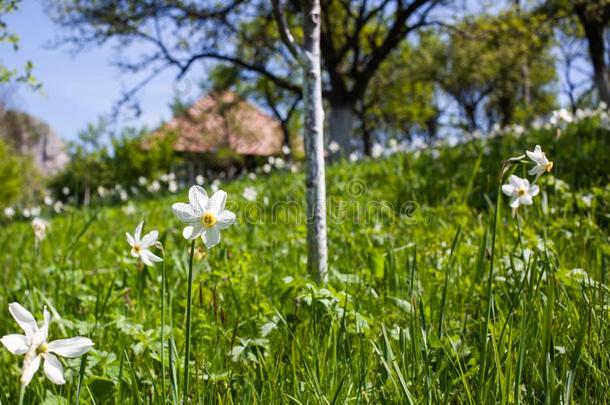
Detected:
left=183, top=240, right=195, bottom=403
left=159, top=245, right=167, bottom=403
left=18, top=384, right=25, bottom=405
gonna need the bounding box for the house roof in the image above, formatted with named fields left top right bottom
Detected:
left=158, top=91, right=284, bottom=156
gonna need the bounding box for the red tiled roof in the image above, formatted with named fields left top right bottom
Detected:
left=159, top=91, right=283, bottom=156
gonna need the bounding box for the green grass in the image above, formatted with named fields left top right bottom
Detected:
left=0, top=118, right=609, bottom=403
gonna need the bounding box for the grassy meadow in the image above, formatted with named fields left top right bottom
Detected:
left=1, top=116, right=609, bottom=404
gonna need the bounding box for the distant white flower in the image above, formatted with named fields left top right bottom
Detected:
left=263, top=164, right=272, bottom=174
left=274, top=157, right=285, bottom=169
left=550, top=108, right=573, bottom=125
left=0, top=303, right=93, bottom=386
left=211, top=179, right=220, bottom=193
left=195, top=174, right=205, bottom=186
left=371, top=143, right=384, bottom=158
left=526, top=145, right=553, bottom=181
left=349, top=152, right=359, bottom=162
left=122, top=203, right=137, bottom=216
left=97, top=186, right=106, bottom=198
left=22, top=208, right=31, bottom=218
left=242, top=186, right=258, bottom=202
left=43, top=196, right=54, bottom=206
left=138, top=176, right=147, bottom=186
left=581, top=194, right=593, bottom=207
left=4, top=207, right=15, bottom=218
left=290, top=163, right=299, bottom=173
left=268, top=156, right=276, bottom=165
left=30, top=207, right=41, bottom=217
left=168, top=181, right=178, bottom=193
left=31, top=218, right=49, bottom=241
left=282, top=145, right=291, bottom=155
left=513, top=125, right=525, bottom=136
left=248, top=172, right=257, bottom=181
left=62, top=187, right=70, bottom=196
left=168, top=172, right=176, bottom=181
left=126, top=222, right=163, bottom=266
left=328, top=141, right=340, bottom=153
left=148, top=180, right=161, bottom=192
left=263, top=196, right=270, bottom=206
left=119, top=190, right=128, bottom=202
left=53, top=201, right=64, bottom=214
left=172, top=186, right=236, bottom=248
left=160, top=174, right=169, bottom=182
left=600, top=101, right=608, bottom=110
left=502, top=175, right=539, bottom=212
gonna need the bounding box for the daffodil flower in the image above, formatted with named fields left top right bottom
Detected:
left=526, top=145, right=553, bottom=181
left=172, top=185, right=236, bottom=248
left=502, top=175, right=539, bottom=212
left=0, top=303, right=93, bottom=387
left=126, top=222, right=163, bottom=266
left=31, top=218, right=49, bottom=242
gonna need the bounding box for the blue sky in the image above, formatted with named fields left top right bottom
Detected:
left=2, top=1, right=589, bottom=143
left=3, top=0, right=202, bottom=141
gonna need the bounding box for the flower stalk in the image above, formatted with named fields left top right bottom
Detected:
left=183, top=240, right=195, bottom=402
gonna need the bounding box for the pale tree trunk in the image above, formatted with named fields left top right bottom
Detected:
left=272, top=0, right=328, bottom=284
left=328, top=101, right=355, bottom=158
left=302, top=0, right=328, bottom=284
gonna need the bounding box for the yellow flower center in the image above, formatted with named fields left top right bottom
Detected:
left=133, top=245, right=141, bottom=254
left=517, top=186, right=527, bottom=196
left=37, top=342, right=48, bottom=354
left=545, top=161, right=553, bottom=173
left=201, top=212, right=217, bottom=228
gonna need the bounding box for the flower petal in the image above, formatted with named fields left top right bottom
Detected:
left=0, top=334, right=29, bottom=355
left=182, top=223, right=203, bottom=240
left=43, top=353, right=66, bottom=384
left=202, top=228, right=221, bottom=249
left=126, top=232, right=135, bottom=246
left=216, top=210, right=236, bottom=230
left=520, top=194, right=533, bottom=206
left=508, top=175, right=522, bottom=188
left=47, top=337, right=94, bottom=358
left=172, top=203, right=200, bottom=223
left=140, top=249, right=163, bottom=266
left=21, top=354, right=41, bottom=387
left=8, top=303, right=38, bottom=338
left=530, top=185, right=540, bottom=197
left=189, top=186, right=209, bottom=212
left=207, top=190, right=227, bottom=215
left=509, top=197, right=520, bottom=209
left=40, top=307, right=51, bottom=342
left=134, top=222, right=144, bottom=242
left=140, top=230, right=158, bottom=248
left=501, top=184, right=514, bottom=196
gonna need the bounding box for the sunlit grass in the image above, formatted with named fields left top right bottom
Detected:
left=0, top=121, right=609, bottom=403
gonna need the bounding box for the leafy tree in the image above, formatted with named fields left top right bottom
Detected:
left=46, top=0, right=447, bottom=155
left=434, top=10, right=557, bottom=131
left=360, top=36, right=439, bottom=150
left=0, top=0, right=40, bottom=88
left=538, top=0, right=610, bottom=105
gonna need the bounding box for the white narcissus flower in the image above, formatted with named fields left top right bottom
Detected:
left=242, top=186, right=258, bottom=202
left=526, top=145, right=553, bottom=180
left=502, top=175, right=540, bottom=211
left=0, top=303, right=93, bottom=387
left=172, top=186, right=236, bottom=248
left=328, top=141, right=340, bottom=153
left=32, top=218, right=49, bottom=241
left=126, top=222, right=163, bottom=266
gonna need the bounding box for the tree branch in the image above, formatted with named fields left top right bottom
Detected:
left=271, top=0, right=303, bottom=64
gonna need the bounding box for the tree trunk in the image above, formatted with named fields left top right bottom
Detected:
left=580, top=20, right=610, bottom=105
left=302, top=0, right=328, bottom=285
left=328, top=100, right=355, bottom=158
